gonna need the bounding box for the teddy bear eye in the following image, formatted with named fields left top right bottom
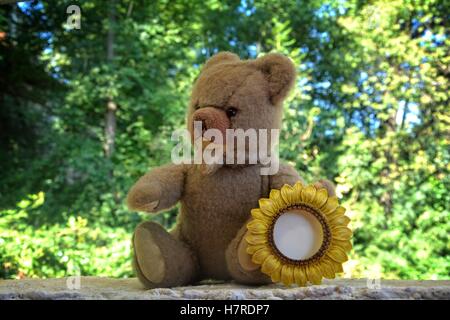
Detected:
left=226, top=107, right=238, bottom=118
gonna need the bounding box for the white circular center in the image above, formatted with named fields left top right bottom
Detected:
left=272, top=210, right=323, bottom=261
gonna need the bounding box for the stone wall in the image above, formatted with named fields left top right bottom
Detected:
left=0, top=277, right=449, bottom=300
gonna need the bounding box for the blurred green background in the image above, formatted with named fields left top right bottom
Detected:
left=0, top=0, right=448, bottom=280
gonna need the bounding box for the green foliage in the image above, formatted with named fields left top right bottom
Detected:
left=0, top=0, right=448, bottom=280
left=0, top=193, right=133, bottom=278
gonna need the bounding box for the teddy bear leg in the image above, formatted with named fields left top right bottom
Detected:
left=225, top=222, right=272, bottom=285
left=133, top=221, right=198, bottom=288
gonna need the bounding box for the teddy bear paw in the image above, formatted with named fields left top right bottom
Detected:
left=134, top=224, right=166, bottom=284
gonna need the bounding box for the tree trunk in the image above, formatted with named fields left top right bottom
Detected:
left=380, top=112, right=397, bottom=226
left=8, top=2, right=17, bottom=40
left=104, top=1, right=116, bottom=159
left=400, top=101, right=409, bottom=131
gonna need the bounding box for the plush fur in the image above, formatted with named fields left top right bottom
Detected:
left=127, top=52, right=335, bottom=288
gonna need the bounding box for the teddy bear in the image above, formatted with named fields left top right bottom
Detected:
left=127, top=52, right=335, bottom=288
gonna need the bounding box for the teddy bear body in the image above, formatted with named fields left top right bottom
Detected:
left=179, top=164, right=270, bottom=279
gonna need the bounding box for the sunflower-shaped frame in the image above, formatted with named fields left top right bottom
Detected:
left=245, top=182, right=352, bottom=286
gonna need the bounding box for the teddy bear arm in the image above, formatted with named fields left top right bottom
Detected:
left=269, top=162, right=304, bottom=190
left=127, top=164, right=186, bottom=213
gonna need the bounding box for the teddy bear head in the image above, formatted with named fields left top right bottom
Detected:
left=187, top=52, right=296, bottom=140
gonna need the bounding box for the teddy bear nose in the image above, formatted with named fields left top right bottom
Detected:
left=192, top=107, right=230, bottom=137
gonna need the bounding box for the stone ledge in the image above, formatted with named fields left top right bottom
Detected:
left=0, top=277, right=449, bottom=300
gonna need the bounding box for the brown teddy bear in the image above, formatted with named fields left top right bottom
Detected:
left=127, top=52, right=335, bottom=288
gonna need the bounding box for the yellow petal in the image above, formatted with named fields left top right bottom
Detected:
left=323, top=257, right=343, bottom=273
left=270, top=264, right=282, bottom=282
left=332, top=260, right=344, bottom=273
left=319, top=259, right=336, bottom=279
left=292, top=181, right=304, bottom=203
left=306, top=264, right=322, bottom=285
left=251, top=208, right=268, bottom=221
left=259, top=198, right=277, bottom=217
left=327, top=206, right=346, bottom=221
left=261, top=255, right=281, bottom=274
left=251, top=248, right=271, bottom=264
left=247, top=219, right=268, bottom=234
left=321, top=196, right=339, bottom=215
left=332, top=226, right=353, bottom=240
left=246, top=244, right=266, bottom=255
left=301, top=185, right=316, bottom=203
left=280, top=264, right=295, bottom=286
left=293, top=266, right=307, bottom=286
left=245, top=234, right=267, bottom=245
left=330, top=214, right=350, bottom=226
left=269, top=189, right=286, bottom=210
left=280, top=184, right=295, bottom=204
left=331, top=239, right=353, bottom=252
left=311, top=188, right=328, bottom=208
left=326, top=246, right=348, bottom=263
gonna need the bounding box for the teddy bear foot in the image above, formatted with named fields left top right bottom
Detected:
left=133, top=221, right=199, bottom=288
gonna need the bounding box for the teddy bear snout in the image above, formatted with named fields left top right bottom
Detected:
left=192, top=107, right=230, bottom=140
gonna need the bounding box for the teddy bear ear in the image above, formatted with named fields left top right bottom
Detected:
left=203, top=51, right=240, bottom=70
left=253, top=53, right=296, bottom=105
